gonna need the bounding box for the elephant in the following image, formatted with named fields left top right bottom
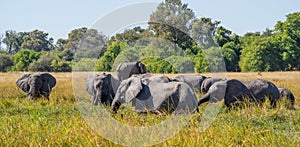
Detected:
left=85, top=73, right=120, bottom=106
left=16, top=73, right=56, bottom=100
left=172, top=75, right=207, bottom=93
left=110, top=76, right=198, bottom=114
left=278, top=87, right=295, bottom=107
left=198, top=79, right=255, bottom=108
left=200, top=77, right=224, bottom=93
left=116, top=61, right=147, bottom=81
left=244, top=79, right=280, bottom=108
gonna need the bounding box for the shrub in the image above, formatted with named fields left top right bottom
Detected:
left=0, top=53, right=14, bottom=72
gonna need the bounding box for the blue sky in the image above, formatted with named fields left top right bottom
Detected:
left=1, top=0, right=299, bottom=41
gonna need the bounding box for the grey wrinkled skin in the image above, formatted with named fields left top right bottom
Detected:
left=278, top=87, right=295, bottom=107
left=200, top=77, right=223, bottom=93
left=172, top=75, right=207, bottom=93
left=111, top=75, right=198, bottom=114
left=198, top=79, right=255, bottom=109
left=85, top=73, right=120, bottom=106
left=16, top=73, right=56, bottom=100
left=116, top=61, right=147, bottom=81
left=244, top=79, right=280, bottom=108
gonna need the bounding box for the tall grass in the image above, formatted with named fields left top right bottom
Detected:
left=0, top=72, right=299, bottom=146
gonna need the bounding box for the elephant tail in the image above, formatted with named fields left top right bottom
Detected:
left=197, top=93, right=210, bottom=107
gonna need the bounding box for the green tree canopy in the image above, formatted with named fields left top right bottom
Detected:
left=12, top=50, right=41, bottom=71
left=21, top=29, right=54, bottom=52
left=0, top=53, right=13, bottom=72
left=148, top=0, right=195, bottom=50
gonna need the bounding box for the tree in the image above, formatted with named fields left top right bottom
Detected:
left=274, top=12, right=300, bottom=70
left=12, top=50, right=41, bottom=71
left=95, top=41, right=128, bottom=71
left=0, top=53, right=13, bottom=72
left=21, top=29, right=54, bottom=52
left=221, top=45, right=238, bottom=72
left=62, top=28, right=108, bottom=60
left=73, top=58, right=97, bottom=71
left=215, top=26, right=232, bottom=47
left=64, top=27, right=88, bottom=52
left=239, top=37, right=282, bottom=72
left=114, top=26, right=153, bottom=46
left=0, top=34, right=3, bottom=51
left=165, top=56, right=194, bottom=73
left=2, top=30, right=26, bottom=54
left=148, top=0, right=196, bottom=51
left=191, top=17, right=220, bottom=47
left=194, top=48, right=209, bottom=73
left=141, top=57, right=175, bottom=73
left=28, top=53, right=56, bottom=72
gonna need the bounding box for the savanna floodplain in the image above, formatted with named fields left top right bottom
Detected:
left=0, top=72, right=299, bottom=146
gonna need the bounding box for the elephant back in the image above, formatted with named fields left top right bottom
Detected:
left=224, top=79, right=255, bottom=107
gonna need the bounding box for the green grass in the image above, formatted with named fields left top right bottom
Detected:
left=0, top=72, right=299, bottom=146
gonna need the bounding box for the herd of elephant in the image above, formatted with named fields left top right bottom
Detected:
left=16, top=61, right=295, bottom=115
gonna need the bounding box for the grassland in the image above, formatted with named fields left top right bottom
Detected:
left=0, top=72, right=299, bottom=146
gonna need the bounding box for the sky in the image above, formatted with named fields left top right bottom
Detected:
left=1, top=0, right=299, bottom=41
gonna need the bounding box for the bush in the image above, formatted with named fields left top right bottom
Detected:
left=13, top=49, right=41, bottom=71
left=141, top=57, right=175, bottom=73
left=51, top=60, right=72, bottom=72
left=72, top=58, right=97, bottom=71
left=165, top=56, right=194, bottom=73
left=0, top=53, right=14, bottom=72
left=28, top=53, right=56, bottom=72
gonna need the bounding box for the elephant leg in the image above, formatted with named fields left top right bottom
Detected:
left=270, top=100, right=277, bottom=108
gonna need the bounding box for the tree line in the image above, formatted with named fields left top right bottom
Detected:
left=0, top=0, right=299, bottom=73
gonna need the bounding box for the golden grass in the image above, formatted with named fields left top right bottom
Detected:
left=0, top=71, right=299, bottom=146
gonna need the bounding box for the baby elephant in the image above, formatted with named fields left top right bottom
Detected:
left=16, top=73, right=56, bottom=100
left=278, top=87, right=295, bottom=108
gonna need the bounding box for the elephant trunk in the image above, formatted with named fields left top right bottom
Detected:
left=92, top=90, right=102, bottom=105
left=110, top=92, right=122, bottom=113
left=29, top=83, right=41, bottom=99
left=197, top=93, right=210, bottom=107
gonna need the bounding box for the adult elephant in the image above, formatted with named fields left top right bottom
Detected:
left=16, top=73, right=56, bottom=100
left=200, top=77, right=223, bottom=93
left=278, top=87, right=295, bottom=108
left=116, top=61, right=147, bottom=81
left=111, top=76, right=198, bottom=114
left=198, top=79, right=255, bottom=108
left=85, top=73, right=120, bottom=106
left=244, top=79, right=280, bottom=108
left=172, top=75, right=207, bottom=93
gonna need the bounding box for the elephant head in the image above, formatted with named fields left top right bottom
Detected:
left=16, top=73, right=56, bottom=100
left=172, top=75, right=207, bottom=93
left=200, top=77, right=223, bottom=93
left=278, top=87, right=295, bottom=108
left=111, top=77, right=143, bottom=112
left=137, top=61, right=147, bottom=74
left=85, top=73, right=120, bottom=106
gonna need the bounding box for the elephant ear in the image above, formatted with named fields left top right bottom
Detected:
left=85, top=73, right=96, bottom=96
left=41, top=73, right=56, bottom=89
left=16, top=73, right=32, bottom=93
left=124, top=77, right=143, bottom=103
